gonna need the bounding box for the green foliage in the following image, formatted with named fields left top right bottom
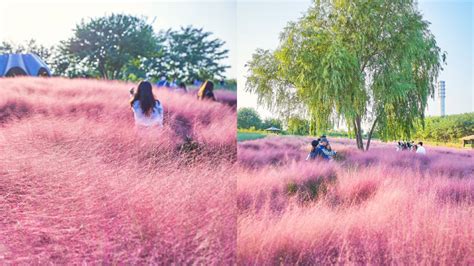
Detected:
left=326, top=130, right=350, bottom=138
left=286, top=175, right=337, bottom=203
left=49, top=42, right=101, bottom=77
left=216, top=79, right=237, bottom=91
left=238, top=107, right=262, bottom=129
left=413, top=113, right=474, bottom=143
left=287, top=116, right=309, bottom=136
left=2, top=19, right=230, bottom=82
left=0, top=39, right=52, bottom=60
left=261, top=118, right=283, bottom=130
left=148, top=26, right=229, bottom=83
left=64, top=14, right=161, bottom=79
left=246, top=0, right=445, bottom=150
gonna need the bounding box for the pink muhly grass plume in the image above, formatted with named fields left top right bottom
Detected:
left=237, top=135, right=474, bottom=264
left=0, top=77, right=236, bottom=264
left=187, top=87, right=237, bottom=107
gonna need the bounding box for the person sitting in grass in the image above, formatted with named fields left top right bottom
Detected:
left=197, top=80, right=216, bottom=101
left=306, top=138, right=321, bottom=160
left=129, top=81, right=164, bottom=127
left=318, top=137, right=337, bottom=160
left=307, top=137, right=336, bottom=161
left=416, top=141, right=426, bottom=155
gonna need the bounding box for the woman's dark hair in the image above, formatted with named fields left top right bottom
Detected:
left=130, top=81, right=156, bottom=116
left=198, top=80, right=215, bottom=100
left=311, top=139, right=320, bottom=152
left=204, top=80, right=214, bottom=92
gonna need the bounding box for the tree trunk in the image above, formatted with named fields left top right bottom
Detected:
left=356, top=116, right=365, bottom=150
left=353, top=117, right=364, bottom=150
left=365, top=116, right=379, bottom=151
left=355, top=119, right=361, bottom=150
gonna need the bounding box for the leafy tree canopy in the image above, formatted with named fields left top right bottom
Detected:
left=238, top=107, right=262, bottom=129
left=64, top=14, right=161, bottom=80
left=262, top=118, right=282, bottom=130
left=246, top=0, right=445, bottom=150
left=413, top=112, right=474, bottom=143
left=287, top=116, right=310, bottom=136
left=147, top=26, right=229, bottom=83
left=1, top=16, right=230, bottom=84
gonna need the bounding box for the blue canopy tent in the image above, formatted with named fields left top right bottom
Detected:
left=0, top=53, right=51, bottom=77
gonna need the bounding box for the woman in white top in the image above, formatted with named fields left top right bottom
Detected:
left=130, top=81, right=164, bottom=127
left=416, top=141, right=426, bottom=155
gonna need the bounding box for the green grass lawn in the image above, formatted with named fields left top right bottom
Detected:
left=238, top=131, right=267, bottom=142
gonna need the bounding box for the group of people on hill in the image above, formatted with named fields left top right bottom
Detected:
left=396, top=141, right=426, bottom=154
left=156, top=76, right=225, bottom=95
left=306, top=136, right=337, bottom=161
left=129, top=80, right=216, bottom=127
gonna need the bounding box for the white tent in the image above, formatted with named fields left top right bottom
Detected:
left=265, top=126, right=281, bottom=132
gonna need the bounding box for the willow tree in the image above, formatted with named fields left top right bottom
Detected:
left=246, top=0, right=445, bottom=150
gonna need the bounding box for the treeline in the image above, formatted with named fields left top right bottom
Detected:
left=237, top=108, right=282, bottom=131
left=0, top=14, right=234, bottom=86
left=413, top=113, right=474, bottom=143
left=239, top=107, right=473, bottom=145
left=237, top=107, right=348, bottom=137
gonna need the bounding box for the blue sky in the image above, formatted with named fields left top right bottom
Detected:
left=237, top=0, right=474, bottom=118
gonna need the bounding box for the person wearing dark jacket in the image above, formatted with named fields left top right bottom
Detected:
left=306, top=139, right=320, bottom=160
left=306, top=137, right=336, bottom=160
left=316, top=137, right=337, bottom=160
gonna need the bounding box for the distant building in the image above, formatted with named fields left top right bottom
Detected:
left=438, top=80, right=446, bottom=116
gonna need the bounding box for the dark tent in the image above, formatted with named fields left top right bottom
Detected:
left=0, top=53, right=51, bottom=77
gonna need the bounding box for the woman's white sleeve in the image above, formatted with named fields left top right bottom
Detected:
left=156, top=103, right=164, bottom=126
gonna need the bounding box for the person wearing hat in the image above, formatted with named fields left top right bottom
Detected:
left=306, top=136, right=337, bottom=161
left=318, top=137, right=337, bottom=160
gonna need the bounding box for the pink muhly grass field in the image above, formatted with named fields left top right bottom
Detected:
left=238, top=136, right=474, bottom=265
left=0, top=77, right=236, bottom=264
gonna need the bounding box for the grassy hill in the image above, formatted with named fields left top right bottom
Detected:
left=237, top=136, right=474, bottom=264
left=0, top=77, right=236, bottom=264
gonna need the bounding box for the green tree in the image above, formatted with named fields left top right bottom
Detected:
left=149, top=26, right=229, bottom=83
left=48, top=42, right=100, bottom=77
left=246, top=0, right=445, bottom=150
left=238, top=108, right=262, bottom=129
left=0, top=39, right=53, bottom=64
left=413, top=113, right=474, bottom=143
left=64, top=14, right=161, bottom=79
left=287, top=117, right=310, bottom=135
left=261, top=118, right=282, bottom=130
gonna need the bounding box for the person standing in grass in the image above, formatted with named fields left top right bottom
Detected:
left=197, top=80, right=216, bottom=101
left=129, top=81, right=164, bottom=127
left=416, top=142, right=426, bottom=155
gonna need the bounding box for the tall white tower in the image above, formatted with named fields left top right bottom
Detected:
left=438, top=80, right=446, bottom=117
